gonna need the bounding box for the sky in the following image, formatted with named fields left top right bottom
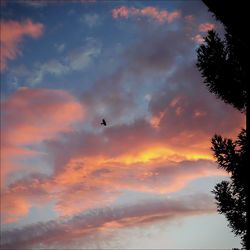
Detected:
left=0, top=0, right=245, bottom=249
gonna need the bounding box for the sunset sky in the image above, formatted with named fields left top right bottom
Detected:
left=0, top=0, right=245, bottom=249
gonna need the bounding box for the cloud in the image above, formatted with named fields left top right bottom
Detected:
left=14, top=22, right=240, bottom=222
left=1, top=172, right=51, bottom=224
left=0, top=19, right=44, bottom=71
left=1, top=87, right=85, bottom=187
left=1, top=4, right=243, bottom=242
left=2, top=87, right=84, bottom=145
left=9, top=13, right=240, bottom=223
left=1, top=194, right=31, bottom=224
left=28, top=37, right=101, bottom=85
left=29, top=60, right=69, bottom=84
left=148, top=62, right=244, bottom=139
left=124, top=28, right=191, bottom=74
left=81, top=13, right=100, bottom=27
left=189, top=22, right=215, bottom=44
left=198, top=22, right=215, bottom=32
left=65, top=38, right=101, bottom=71
left=74, top=17, right=219, bottom=134
left=112, top=6, right=181, bottom=24
left=192, top=34, right=204, bottom=44
left=54, top=43, right=66, bottom=53
left=25, top=33, right=242, bottom=220
left=79, top=68, right=139, bottom=128
left=185, top=15, right=195, bottom=24
left=1, top=149, right=225, bottom=222
left=1, top=193, right=216, bottom=249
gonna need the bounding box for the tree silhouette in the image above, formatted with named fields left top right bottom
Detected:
left=197, top=30, right=247, bottom=112
left=196, top=1, right=248, bottom=249
left=211, top=130, right=247, bottom=248
left=199, top=0, right=249, bottom=120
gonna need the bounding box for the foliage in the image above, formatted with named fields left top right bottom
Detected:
left=197, top=30, right=247, bottom=112
left=196, top=2, right=248, bottom=249
left=211, top=130, right=247, bottom=248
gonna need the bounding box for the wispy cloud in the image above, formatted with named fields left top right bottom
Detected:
left=81, top=13, right=100, bottom=27
left=189, top=22, right=215, bottom=43
left=28, top=37, right=101, bottom=85
left=1, top=193, right=215, bottom=249
left=66, top=38, right=101, bottom=70
left=199, top=22, right=215, bottom=32
left=54, top=43, right=66, bottom=53
left=112, top=6, right=181, bottom=24
left=0, top=19, right=44, bottom=71
left=192, top=34, right=205, bottom=44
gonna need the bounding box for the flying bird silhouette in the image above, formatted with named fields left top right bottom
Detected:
left=101, top=119, right=107, bottom=126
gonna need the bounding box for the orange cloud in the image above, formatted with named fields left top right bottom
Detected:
left=3, top=87, right=84, bottom=145
left=199, top=22, right=215, bottom=32
left=0, top=104, right=232, bottom=222
left=1, top=177, right=51, bottom=223
left=0, top=19, right=43, bottom=71
left=1, top=194, right=30, bottom=224
left=150, top=111, right=165, bottom=128
left=1, top=146, right=225, bottom=222
left=1, top=87, right=85, bottom=187
left=1, top=80, right=243, bottom=223
left=112, top=6, right=181, bottom=23
left=20, top=83, right=241, bottom=219
left=169, top=95, right=186, bottom=116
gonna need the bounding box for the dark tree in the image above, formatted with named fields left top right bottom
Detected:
left=211, top=130, right=247, bottom=248
left=197, top=30, right=247, bottom=112
left=199, top=0, right=249, bottom=120
left=202, top=0, right=249, bottom=47
left=196, top=1, right=248, bottom=249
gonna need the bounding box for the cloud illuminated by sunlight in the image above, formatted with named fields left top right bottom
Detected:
left=0, top=19, right=43, bottom=71
left=1, top=87, right=85, bottom=187
left=112, top=6, right=181, bottom=24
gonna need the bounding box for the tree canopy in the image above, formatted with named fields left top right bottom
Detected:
left=211, top=130, right=247, bottom=248
left=197, top=30, right=247, bottom=112
left=196, top=1, right=248, bottom=249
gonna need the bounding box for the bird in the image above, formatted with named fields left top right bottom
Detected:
left=101, top=119, right=107, bottom=126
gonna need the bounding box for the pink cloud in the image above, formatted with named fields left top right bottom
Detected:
left=3, top=87, right=84, bottom=145
left=1, top=87, right=85, bottom=187
left=192, top=34, right=204, bottom=44
left=112, top=6, right=181, bottom=23
left=198, top=22, right=215, bottom=32
left=150, top=111, right=165, bottom=128
left=1, top=193, right=216, bottom=249
left=0, top=19, right=43, bottom=71
left=1, top=76, right=243, bottom=223
left=112, top=6, right=129, bottom=19
left=1, top=175, right=51, bottom=224
left=1, top=194, right=31, bottom=224
left=1, top=154, right=225, bottom=223
left=1, top=26, right=244, bottom=225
